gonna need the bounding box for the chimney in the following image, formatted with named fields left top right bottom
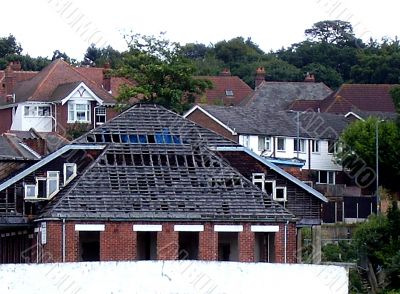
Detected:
left=304, top=72, right=316, bottom=83
left=219, top=68, right=231, bottom=76
left=10, top=61, right=21, bottom=71
left=4, top=63, right=16, bottom=97
left=102, top=62, right=111, bottom=92
left=255, top=67, right=265, bottom=88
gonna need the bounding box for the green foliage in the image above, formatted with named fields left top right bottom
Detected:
left=304, top=20, right=358, bottom=46
left=338, top=117, right=400, bottom=191
left=302, top=62, right=343, bottom=89
left=354, top=202, right=400, bottom=290
left=116, top=32, right=212, bottom=113
left=82, top=44, right=122, bottom=68
left=322, top=241, right=358, bottom=262
left=390, top=85, right=400, bottom=113
left=66, top=123, right=92, bottom=140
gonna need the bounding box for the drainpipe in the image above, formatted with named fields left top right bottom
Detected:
left=284, top=221, right=289, bottom=263
left=36, top=231, right=39, bottom=263
left=62, top=218, right=66, bottom=262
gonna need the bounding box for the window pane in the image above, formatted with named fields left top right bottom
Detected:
left=328, top=172, right=335, bottom=184
left=25, top=185, right=36, bottom=197
left=277, top=138, right=285, bottom=151
left=258, top=136, right=265, bottom=151
left=76, top=104, right=87, bottom=111
left=275, top=188, right=285, bottom=200
left=38, top=106, right=50, bottom=116
left=265, top=182, right=274, bottom=195
left=48, top=179, right=58, bottom=196
left=319, top=171, right=327, bottom=183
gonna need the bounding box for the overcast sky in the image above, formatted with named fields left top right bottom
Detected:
left=1, top=0, right=399, bottom=60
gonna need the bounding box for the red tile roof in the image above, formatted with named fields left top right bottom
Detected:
left=320, top=84, right=396, bottom=113
left=195, top=76, right=253, bottom=106
left=8, top=59, right=115, bottom=105
left=75, top=67, right=135, bottom=96
left=0, top=70, right=38, bottom=97
left=288, top=84, right=397, bottom=114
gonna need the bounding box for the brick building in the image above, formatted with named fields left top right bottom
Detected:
left=0, top=60, right=133, bottom=134
left=0, top=104, right=319, bottom=264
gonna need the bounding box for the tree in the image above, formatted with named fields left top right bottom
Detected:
left=0, top=34, right=22, bottom=57
left=304, top=20, right=360, bottom=46
left=51, top=50, right=77, bottom=65
left=82, top=44, right=122, bottom=68
left=116, top=32, right=212, bottom=113
left=390, top=85, right=400, bottom=113
left=302, top=62, right=343, bottom=89
left=337, top=117, right=400, bottom=191
left=354, top=202, right=400, bottom=291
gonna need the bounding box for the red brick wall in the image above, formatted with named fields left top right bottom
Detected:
left=274, top=223, right=297, bottom=264
left=199, top=223, right=218, bottom=261
left=157, top=223, right=179, bottom=260
left=186, top=110, right=238, bottom=142
left=239, top=224, right=255, bottom=262
left=101, top=222, right=136, bottom=261
left=0, top=108, right=12, bottom=134
left=41, top=221, right=297, bottom=264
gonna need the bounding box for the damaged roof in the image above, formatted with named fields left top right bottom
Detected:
left=39, top=104, right=295, bottom=222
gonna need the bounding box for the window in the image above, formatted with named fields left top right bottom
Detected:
left=79, top=231, right=100, bottom=262
left=23, top=105, right=51, bottom=117
left=137, top=232, right=157, bottom=260
left=311, top=140, right=320, bottom=153
left=318, top=170, right=335, bottom=184
left=293, top=139, right=306, bottom=153
left=25, top=171, right=60, bottom=200
left=47, top=171, right=60, bottom=197
left=218, top=232, right=238, bottom=261
left=274, top=187, right=287, bottom=202
left=95, top=106, right=106, bottom=125
left=252, top=173, right=265, bottom=191
left=68, top=102, right=90, bottom=123
left=64, top=163, right=77, bottom=185
left=328, top=140, right=337, bottom=154
left=178, top=232, right=199, bottom=260
left=242, top=135, right=250, bottom=148
left=265, top=180, right=275, bottom=196
left=24, top=184, right=36, bottom=198
left=258, top=136, right=271, bottom=152
left=277, top=138, right=286, bottom=151
left=225, top=90, right=234, bottom=96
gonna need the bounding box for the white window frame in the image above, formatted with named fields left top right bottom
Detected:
left=311, top=140, right=320, bottom=153
left=63, top=163, right=77, bottom=185
left=317, top=170, right=336, bottom=185
left=277, top=137, right=286, bottom=152
left=225, top=90, right=234, bottom=96
left=68, top=101, right=91, bottom=123
left=35, top=177, right=47, bottom=199
left=95, top=106, right=107, bottom=125
left=327, top=140, right=337, bottom=154
left=46, top=171, right=60, bottom=198
left=265, top=180, right=276, bottom=197
left=242, top=135, right=250, bottom=148
left=258, top=136, right=271, bottom=152
left=23, top=105, right=51, bottom=117
left=252, top=173, right=265, bottom=192
left=293, top=138, right=306, bottom=153
left=274, top=186, right=287, bottom=202
left=24, top=184, right=37, bottom=198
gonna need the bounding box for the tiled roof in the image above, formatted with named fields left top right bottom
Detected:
left=196, top=76, right=253, bottom=106
left=319, top=84, right=397, bottom=114
left=40, top=104, right=295, bottom=222
left=75, top=67, right=135, bottom=96
left=0, top=70, right=38, bottom=98
left=197, top=105, right=347, bottom=139
left=2, top=59, right=116, bottom=106
left=243, top=81, right=332, bottom=111
left=0, top=135, right=39, bottom=161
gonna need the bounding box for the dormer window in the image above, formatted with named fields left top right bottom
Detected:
left=24, top=171, right=60, bottom=200
left=225, top=90, right=234, bottom=96
left=274, top=187, right=287, bottom=202
left=64, top=163, right=77, bottom=185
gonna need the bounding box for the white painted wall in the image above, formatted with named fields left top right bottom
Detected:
left=239, top=134, right=342, bottom=171
left=11, top=103, right=53, bottom=132
left=0, top=261, right=348, bottom=294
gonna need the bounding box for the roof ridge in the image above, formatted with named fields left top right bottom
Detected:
left=29, top=59, right=62, bottom=100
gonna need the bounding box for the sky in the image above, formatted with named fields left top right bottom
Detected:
left=1, top=0, right=399, bottom=60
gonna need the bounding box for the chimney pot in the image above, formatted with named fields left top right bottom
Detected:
left=304, top=72, right=316, bottom=83
left=10, top=61, right=22, bottom=71
left=219, top=68, right=231, bottom=76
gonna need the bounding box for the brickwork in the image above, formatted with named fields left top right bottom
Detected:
left=239, top=224, right=255, bottom=262
left=39, top=221, right=297, bottom=264
left=199, top=223, right=218, bottom=261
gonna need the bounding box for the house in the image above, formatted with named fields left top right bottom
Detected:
left=184, top=105, right=348, bottom=183
left=0, top=104, right=332, bottom=264
left=0, top=60, right=133, bottom=135
left=289, top=84, right=397, bottom=114
left=242, top=72, right=333, bottom=111
left=195, top=69, right=253, bottom=106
